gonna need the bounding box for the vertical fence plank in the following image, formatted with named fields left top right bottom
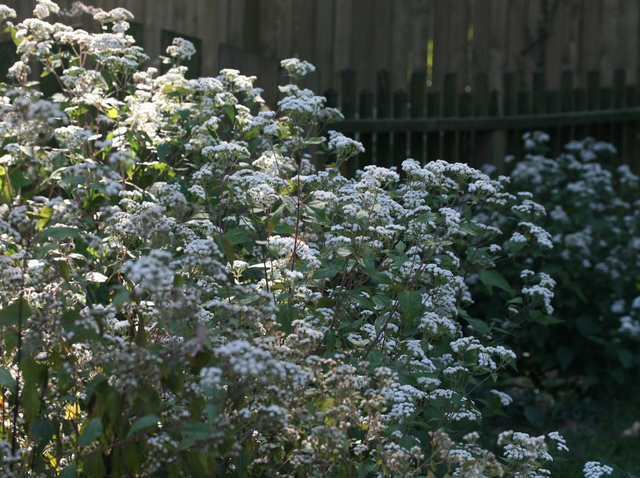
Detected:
left=257, top=0, right=278, bottom=105
left=489, top=0, right=509, bottom=93
left=504, top=69, right=518, bottom=160
left=410, top=70, right=426, bottom=164
left=390, top=0, right=411, bottom=93
left=546, top=0, right=580, bottom=89
left=313, top=0, right=335, bottom=94
left=376, top=70, right=391, bottom=167
left=546, top=89, right=561, bottom=155
left=471, top=0, right=490, bottom=87
left=411, top=0, right=431, bottom=74
left=574, top=86, right=587, bottom=140
left=431, top=0, right=449, bottom=93
left=458, top=91, right=473, bottom=165
left=449, top=0, right=472, bottom=90
left=488, top=89, right=506, bottom=168
left=426, top=91, right=441, bottom=162
left=515, top=88, right=530, bottom=159
left=600, top=0, right=621, bottom=87
left=578, top=1, right=603, bottom=86
left=622, top=0, right=640, bottom=86
left=341, top=68, right=357, bottom=119
left=560, top=69, right=574, bottom=112
left=351, top=0, right=375, bottom=94
left=559, top=69, right=574, bottom=147
left=355, top=89, right=374, bottom=175
left=587, top=69, right=601, bottom=138
left=333, top=0, right=352, bottom=86
left=473, top=72, right=491, bottom=166
left=625, top=84, right=639, bottom=169
left=443, top=72, right=457, bottom=161
left=324, top=87, right=338, bottom=108
left=393, top=89, right=409, bottom=169
left=611, top=67, right=626, bottom=166
left=371, top=0, right=393, bottom=92
left=532, top=69, right=546, bottom=114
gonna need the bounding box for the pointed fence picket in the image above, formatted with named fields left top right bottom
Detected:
left=327, top=67, right=640, bottom=172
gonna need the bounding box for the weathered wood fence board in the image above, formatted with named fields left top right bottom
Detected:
left=328, top=67, right=640, bottom=171
left=4, top=1, right=640, bottom=168
left=5, top=0, right=640, bottom=107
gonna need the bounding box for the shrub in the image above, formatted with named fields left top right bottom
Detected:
left=485, top=133, right=640, bottom=388
left=0, top=2, right=574, bottom=476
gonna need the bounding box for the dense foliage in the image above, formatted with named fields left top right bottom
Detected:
left=0, top=1, right=622, bottom=477
left=482, top=133, right=640, bottom=389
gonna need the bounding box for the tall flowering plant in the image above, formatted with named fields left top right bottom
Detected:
left=484, top=132, right=640, bottom=386
left=0, top=1, right=574, bottom=476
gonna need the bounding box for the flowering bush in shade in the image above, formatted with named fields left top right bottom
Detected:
left=485, top=133, right=640, bottom=386
left=0, top=1, right=580, bottom=476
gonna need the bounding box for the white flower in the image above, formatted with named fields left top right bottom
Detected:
left=583, top=461, right=613, bottom=478
left=165, top=37, right=196, bottom=62
left=490, top=389, right=513, bottom=406
left=280, top=58, right=316, bottom=79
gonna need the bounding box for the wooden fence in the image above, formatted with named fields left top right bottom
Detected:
left=327, top=67, right=640, bottom=172
left=4, top=1, right=640, bottom=169
left=5, top=0, right=640, bottom=108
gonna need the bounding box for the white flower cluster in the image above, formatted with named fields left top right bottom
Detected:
left=165, top=37, right=196, bottom=62
left=0, top=5, right=575, bottom=473
left=281, top=58, right=316, bottom=79
left=583, top=461, right=614, bottom=478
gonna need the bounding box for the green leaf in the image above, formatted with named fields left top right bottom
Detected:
left=37, top=205, right=54, bottom=230
left=59, top=464, right=77, bottom=478
left=0, top=176, right=11, bottom=204
left=276, top=305, right=299, bottom=333
left=83, top=271, right=108, bottom=283
left=398, top=291, right=423, bottom=322
left=81, top=453, right=106, bottom=478
left=523, top=404, right=544, bottom=430
left=466, top=317, right=490, bottom=335
left=29, top=418, right=56, bottom=453
left=478, top=269, right=513, bottom=294
left=313, top=264, right=341, bottom=280
left=617, top=348, right=634, bottom=370
left=372, top=271, right=393, bottom=285
left=122, top=441, right=142, bottom=473
left=20, top=356, right=43, bottom=428
left=224, top=228, right=248, bottom=245
left=0, top=367, right=16, bottom=393
left=111, top=288, right=130, bottom=308
left=0, top=298, right=32, bottom=327
left=41, top=226, right=80, bottom=241
left=374, top=314, right=388, bottom=334
left=79, top=418, right=103, bottom=447
left=360, top=257, right=376, bottom=275
left=224, top=105, right=235, bottom=123
left=372, top=294, right=391, bottom=309
left=157, top=143, right=171, bottom=161
left=221, top=237, right=235, bottom=264
left=335, top=247, right=352, bottom=257
left=316, top=296, right=334, bottom=309
left=59, top=176, right=86, bottom=187
left=531, top=315, right=564, bottom=326
left=126, top=413, right=160, bottom=438
left=556, top=345, right=576, bottom=371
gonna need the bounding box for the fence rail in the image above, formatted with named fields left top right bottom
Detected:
left=328, top=67, right=640, bottom=172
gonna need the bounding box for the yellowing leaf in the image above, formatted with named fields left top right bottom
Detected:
left=320, top=397, right=335, bottom=412
left=65, top=403, right=81, bottom=420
